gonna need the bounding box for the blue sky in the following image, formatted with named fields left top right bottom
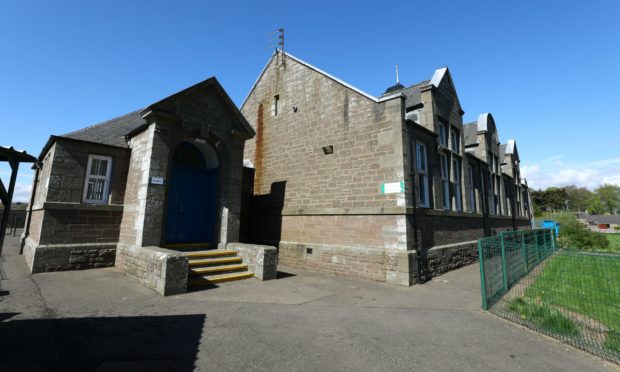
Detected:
left=1, top=0, right=619, bottom=201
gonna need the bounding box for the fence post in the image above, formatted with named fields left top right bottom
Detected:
left=521, top=230, right=527, bottom=272
left=534, top=230, right=540, bottom=266
left=500, top=233, right=508, bottom=293
left=478, top=239, right=488, bottom=310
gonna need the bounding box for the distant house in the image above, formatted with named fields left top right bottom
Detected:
left=577, top=213, right=620, bottom=231
left=22, top=78, right=255, bottom=293
left=240, top=50, right=531, bottom=285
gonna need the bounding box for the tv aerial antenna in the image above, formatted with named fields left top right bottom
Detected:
left=268, top=28, right=285, bottom=67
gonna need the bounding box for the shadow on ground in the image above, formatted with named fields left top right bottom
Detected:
left=0, top=313, right=205, bottom=372
left=276, top=271, right=296, bottom=279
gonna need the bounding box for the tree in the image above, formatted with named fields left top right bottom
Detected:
left=531, top=187, right=569, bottom=212
left=586, top=197, right=606, bottom=215
left=595, top=184, right=620, bottom=214
left=565, top=185, right=594, bottom=212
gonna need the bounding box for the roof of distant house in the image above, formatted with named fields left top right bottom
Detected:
left=578, top=213, right=620, bottom=225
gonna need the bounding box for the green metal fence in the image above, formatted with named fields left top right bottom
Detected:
left=479, top=229, right=620, bottom=364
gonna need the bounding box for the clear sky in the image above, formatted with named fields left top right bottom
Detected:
left=1, top=0, right=619, bottom=202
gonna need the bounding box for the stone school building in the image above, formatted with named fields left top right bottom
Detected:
left=20, top=51, right=532, bottom=294
left=240, top=51, right=531, bottom=285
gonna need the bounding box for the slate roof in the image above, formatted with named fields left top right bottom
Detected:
left=463, top=123, right=478, bottom=146
left=578, top=213, right=620, bottom=225
left=61, top=110, right=147, bottom=148
left=402, top=80, right=430, bottom=108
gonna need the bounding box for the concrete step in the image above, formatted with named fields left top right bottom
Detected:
left=185, top=250, right=237, bottom=259
left=188, top=256, right=242, bottom=267
left=189, top=263, right=248, bottom=276
left=188, top=271, right=255, bottom=286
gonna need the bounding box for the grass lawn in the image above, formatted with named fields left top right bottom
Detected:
left=516, top=252, right=620, bottom=352
left=608, top=234, right=620, bottom=250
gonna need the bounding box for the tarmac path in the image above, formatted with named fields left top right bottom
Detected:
left=0, top=231, right=616, bottom=371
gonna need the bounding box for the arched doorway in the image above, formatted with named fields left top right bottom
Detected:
left=165, top=141, right=219, bottom=245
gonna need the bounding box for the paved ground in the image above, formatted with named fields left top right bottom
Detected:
left=0, top=232, right=616, bottom=371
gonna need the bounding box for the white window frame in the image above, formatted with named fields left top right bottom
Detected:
left=82, top=154, right=112, bottom=204
left=440, top=154, right=450, bottom=210
left=416, top=143, right=430, bottom=208
left=453, top=158, right=462, bottom=212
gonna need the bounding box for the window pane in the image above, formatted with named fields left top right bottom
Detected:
left=439, top=124, right=447, bottom=146
left=98, top=159, right=108, bottom=176
left=86, top=178, right=105, bottom=200
left=417, top=143, right=427, bottom=172
left=419, top=174, right=426, bottom=205
left=90, top=159, right=100, bottom=176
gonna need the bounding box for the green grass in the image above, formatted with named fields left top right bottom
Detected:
left=606, top=331, right=620, bottom=353
left=508, top=297, right=580, bottom=337
left=522, top=252, right=620, bottom=352
left=607, top=234, right=620, bottom=250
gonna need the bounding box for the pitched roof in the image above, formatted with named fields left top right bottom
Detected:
left=463, top=123, right=478, bottom=146
left=242, top=50, right=405, bottom=108
left=62, top=110, right=147, bottom=148
left=402, top=80, right=430, bottom=108
left=579, top=213, right=620, bottom=225
left=59, top=77, right=254, bottom=149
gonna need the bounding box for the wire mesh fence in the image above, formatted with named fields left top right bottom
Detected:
left=479, top=229, right=620, bottom=364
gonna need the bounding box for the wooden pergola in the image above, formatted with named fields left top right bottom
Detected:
left=0, top=146, right=36, bottom=256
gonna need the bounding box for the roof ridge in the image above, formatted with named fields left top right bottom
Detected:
left=405, top=79, right=431, bottom=89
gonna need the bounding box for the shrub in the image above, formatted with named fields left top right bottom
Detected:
left=552, top=212, right=610, bottom=250
left=614, top=226, right=620, bottom=231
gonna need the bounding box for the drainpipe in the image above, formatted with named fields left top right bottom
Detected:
left=20, top=162, right=41, bottom=255
left=404, top=117, right=419, bottom=250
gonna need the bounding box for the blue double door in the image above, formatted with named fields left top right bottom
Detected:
left=165, top=145, right=218, bottom=244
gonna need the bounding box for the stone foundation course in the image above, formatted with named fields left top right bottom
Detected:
left=23, top=237, right=116, bottom=273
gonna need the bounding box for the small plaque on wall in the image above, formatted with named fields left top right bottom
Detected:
left=150, top=177, right=165, bottom=185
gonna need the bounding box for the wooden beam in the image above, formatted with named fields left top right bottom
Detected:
left=0, top=179, right=7, bottom=205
